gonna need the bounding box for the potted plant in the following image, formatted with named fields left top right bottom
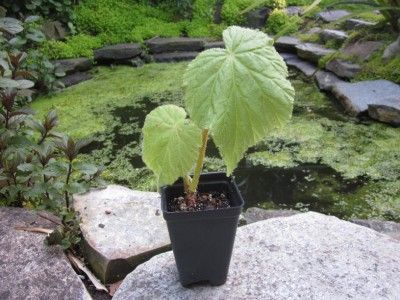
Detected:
left=141, top=26, right=294, bottom=287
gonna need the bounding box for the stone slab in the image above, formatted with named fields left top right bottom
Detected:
left=314, top=70, right=343, bottom=91
left=317, top=10, right=350, bottom=22
left=60, top=72, right=92, bottom=88
left=152, top=52, right=199, bottom=63
left=325, top=59, right=361, bottom=79
left=53, top=57, right=92, bottom=75
left=296, top=43, right=335, bottom=64
left=245, top=7, right=270, bottom=29
left=146, top=37, right=205, bottom=54
left=350, top=218, right=400, bottom=240
left=204, top=41, right=225, bottom=49
left=94, top=43, right=142, bottom=63
left=345, top=18, right=377, bottom=30
left=74, top=185, right=170, bottom=283
left=320, top=29, right=348, bottom=43
left=368, top=96, right=400, bottom=126
left=285, top=56, right=318, bottom=77
left=275, top=36, right=301, bottom=53
left=114, top=212, right=400, bottom=300
left=332, top=80, right=400, bottom=116
left=243, top=207, right=299, bottom=224
left=0, top=207, right=91, bottom=300
left=342, top=40, right=383, bottom=61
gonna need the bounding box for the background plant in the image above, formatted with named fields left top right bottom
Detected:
left=142, top=26, right=294, bottom=202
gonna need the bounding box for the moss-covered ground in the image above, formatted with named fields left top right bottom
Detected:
left=33, top=64, right=400, bottom=221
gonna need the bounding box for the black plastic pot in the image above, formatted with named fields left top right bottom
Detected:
left=160, top=172, right=244, bottom=287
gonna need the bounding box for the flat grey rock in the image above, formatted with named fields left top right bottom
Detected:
left=74, top=185, right=170, bottom=283
left=317, top=10, right=350, bottom=22
left=153, top=52, right=199, bottom=63
left=114, top=212, right=400, bottom=300
left=60, top=72, right=92, bottom=88
left=345, top=18, right=377, bottom=30
left=204, top=41, right=225, bottom=49
left=279, top=52, right=297, bottom=61
left=306, top=27, right=322, bottom=35
left=383, top=35, right=400, bottom=62
left=94, top=43, right=142, bottom=63
left=320, top=29, right=348, bottom=43
left=296, top=43, right=335, bottom=64
left=0, top=207, right=91, bottom=300
left=243, top=207, right=299, bottom=224
left=53, top=58, right=92, bottom=75
left=315, top=70, right=343, bottom=91
left=245, top=7, right=270, bottom=29
left=325, top=59, right=361, bottom=79
left=275, top=36, right=300, bottom=53
left=146, top=37, right=205, bottom=54
left=343, top=40, right=383, bottom=61
left=286, top=56, right=317, bottom=77
left=332, top=80, right=400, bottom=116
left=285, top=6, right=303, bottom=16
left=350, top=218, right=400, bottom=240
left=368, top=97, right=400, bottom=126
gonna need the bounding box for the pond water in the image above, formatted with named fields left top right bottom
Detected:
left=78, top=69, right=399, bottom=222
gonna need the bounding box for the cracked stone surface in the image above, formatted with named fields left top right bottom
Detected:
left=325, top=59, right=361, bottom=79
left=74, top=185, right=170, bottom=283
left=315, top=70, right=343, bottom=91
left=0, top=207, right=91, bottom=300
left=113, top=212, right=400, bottom=300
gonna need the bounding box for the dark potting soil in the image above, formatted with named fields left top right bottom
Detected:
left=169, top=192, right=230, bottom=212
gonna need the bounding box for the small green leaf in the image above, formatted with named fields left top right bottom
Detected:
left=142, top=105, right=202, bottom=186
left=184, top=26, right=294, bottom=174
left=73, top=161, right=98, bottom=176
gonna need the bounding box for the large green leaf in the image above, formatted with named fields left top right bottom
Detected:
left=184, top=26, right=294, bottom=174
left=142, top=105, right=202, bottom=186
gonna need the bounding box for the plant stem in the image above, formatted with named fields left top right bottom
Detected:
left=64, top=162, right=72, bottom=209
left=188, top=129, right=209, bottom=193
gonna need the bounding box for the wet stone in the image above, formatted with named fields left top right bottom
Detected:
left=317, top=10, right=350, bottom=22
left=325, top=59, right=361, bottom=79
left=245, top=7, right=270, bottom=29
left=332, top=80, right=400, bottom=116
left=73, top=185, right=170, bottom=283
left=0, top=207, right=91, bottom=300
left=114, top=212, right=400, bottom=300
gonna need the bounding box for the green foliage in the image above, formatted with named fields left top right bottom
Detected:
left=2, top=0, right=75, bottom=24
left=355, top=52, right=400, bottom=83
left=192, top=0, right=217, bottom=21
left=0, top=16, right=62, bottom=94
left=41, top=34, right=103, bottom=59
left=74, top=0, right=180, bottom=45
left=186, top=19, right=225, bottom=38
left=142, top=105, right=202, bottom=185
left=222, top=0, right=256, bottom=24
left=266, top=9, right=301, bottom=34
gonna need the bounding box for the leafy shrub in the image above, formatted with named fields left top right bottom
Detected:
left=2, top=0, right=75, bottom=24
left=41, top=34, right=103, bottom=59
left=0, top=16, right=62, bottom=95
left=222, top=0, right=287, bottom=25
left=192, top=0, right=217, bottom=21
left=186, top=19, right=225, bottom=38
left=266, top=9, right=301, bottom=34
left=129, top=19, right=185, bottom=42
